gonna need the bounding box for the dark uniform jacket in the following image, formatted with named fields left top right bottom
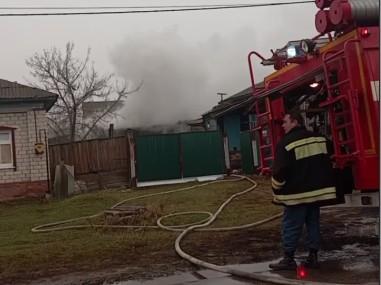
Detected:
left=271, top=126, right=336, bottom=206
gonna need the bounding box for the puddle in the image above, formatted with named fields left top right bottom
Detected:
left=110, top=272, right=199, bottom=285
left=110, top=245, right=379, bottom=285
left=102, top=207, right=381, bottom=285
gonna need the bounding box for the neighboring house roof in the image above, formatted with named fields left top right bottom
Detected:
left=186, top=118, right=204, bottom=127
left=0, top=79, right=58, bottom=111
left=82, top=101, right=124, bottom=119
left=203, top=82, right=264, bottom=119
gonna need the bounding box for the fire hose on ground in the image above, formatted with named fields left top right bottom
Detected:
left=31, top=175, right=374, bottom=285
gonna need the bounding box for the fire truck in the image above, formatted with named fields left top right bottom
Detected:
left=248, top=0, right=379, bottom=205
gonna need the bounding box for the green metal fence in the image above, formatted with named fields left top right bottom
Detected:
left=136, top=131, right=225, bottom=182
left=136, top=134, right=181, bottom=182
left=181, top=132, right=225, bottom=178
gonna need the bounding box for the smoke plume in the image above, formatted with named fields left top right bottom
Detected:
left=110, top=9, right=315, bottom=129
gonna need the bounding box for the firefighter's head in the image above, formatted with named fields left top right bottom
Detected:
left=282, top=111, right=303, bottom=134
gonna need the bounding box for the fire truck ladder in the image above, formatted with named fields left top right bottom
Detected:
left=248, top=51, right=275, bottom=174
left=253, top=98, right=274, bottom=174
left=320, top=39, right=362, bottom=168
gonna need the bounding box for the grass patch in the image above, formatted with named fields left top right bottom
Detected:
left=0, top=177, right=277, bottom=282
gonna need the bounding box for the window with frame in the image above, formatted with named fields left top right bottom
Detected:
left=0, top=129, right=14, bottom=169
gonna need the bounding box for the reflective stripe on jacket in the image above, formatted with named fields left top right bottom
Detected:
left=271, top=127, right=336, bottom=206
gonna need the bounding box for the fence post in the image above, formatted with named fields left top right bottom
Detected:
left=109, top=123, right=114, bottom=138
left=54, top=160, right=69, bottom=199
left=178, top=134, right=184, bottom=179
left=223, top=134, right=231, bottom=175
left=127, top=131, right=137, bottom=187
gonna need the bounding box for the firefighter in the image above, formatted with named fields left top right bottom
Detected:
left=269, top=111, right=336, bottom=271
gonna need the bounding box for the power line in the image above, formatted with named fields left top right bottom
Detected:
left=0, top=4, right=268, bottom=10
left=0, top=1, right=314, bottom=17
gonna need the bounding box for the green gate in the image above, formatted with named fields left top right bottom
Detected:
left=136, top=131, right=225, bottom=182
left=136, top=134, right=181, bottom=182
left=181, top=132, right=225, bottom=177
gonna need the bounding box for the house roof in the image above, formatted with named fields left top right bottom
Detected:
left=82, top=101, right=124, bottom=119
left=202, top=82, right=264, bottom=118
left=186, top=118, right=204, bottom=127
left=0, top=79, right=58, bottom=111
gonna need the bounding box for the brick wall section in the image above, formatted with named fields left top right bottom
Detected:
left=0, top=110, right=49, bottom=200
left=0, top=180, right=47, bottom=201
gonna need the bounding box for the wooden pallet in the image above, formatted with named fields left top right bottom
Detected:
left=104, top=205, right=146, bottom=217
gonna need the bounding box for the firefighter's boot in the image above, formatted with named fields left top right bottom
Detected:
left=269, top=253, right=297, bottom=271
left=303, top=249, right=319, bottom=268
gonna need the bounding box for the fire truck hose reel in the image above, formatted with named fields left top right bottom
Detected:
left=315, top=0, right=334, bottom=9
left=329, top=0, right=379, bottom=27
left=315, top=9, right=335, bottom=34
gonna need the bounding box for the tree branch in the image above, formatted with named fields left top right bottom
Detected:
left=26, top=41, right=140, bottom=143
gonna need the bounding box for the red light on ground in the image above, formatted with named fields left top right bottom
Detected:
left=297, top=265, right=308, bottom=279
left=360, top=28, right=370, bottom=37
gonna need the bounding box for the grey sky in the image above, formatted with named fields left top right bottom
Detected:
left=0, top=0, right=317, bottom=127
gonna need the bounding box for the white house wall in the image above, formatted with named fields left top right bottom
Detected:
left=0, top=109, right=49, bottom=200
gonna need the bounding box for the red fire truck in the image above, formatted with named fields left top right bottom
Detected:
left=248, top=0, right=379, bottom=205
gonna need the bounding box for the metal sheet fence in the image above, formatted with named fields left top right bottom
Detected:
left=136, top=134, right=181, bottom=182
left=136, top=131, right=226, bottom=182
left=181, top=132, right=225, bottom=178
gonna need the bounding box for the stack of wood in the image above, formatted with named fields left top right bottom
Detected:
left=104, top=205, right=147, bottom=225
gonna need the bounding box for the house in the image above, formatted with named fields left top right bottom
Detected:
left=48, top=100, right=124, bottom=144
left=202, top=86, right=259, bottom=151
left=81, top=100, right=124, bottom=139
left=0, top=79, right=57, bottom=200
left=82, top=100, right=124, bottom=120
left=201, top=84, right=264, bottom=171
left=185, top=118, right=205, bottom=132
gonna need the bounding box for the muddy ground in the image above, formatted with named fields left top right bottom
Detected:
left=19, top=206, right=379, bottom=285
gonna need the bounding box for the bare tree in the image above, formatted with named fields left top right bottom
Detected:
left=26, top=42, right=139, bottom=142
